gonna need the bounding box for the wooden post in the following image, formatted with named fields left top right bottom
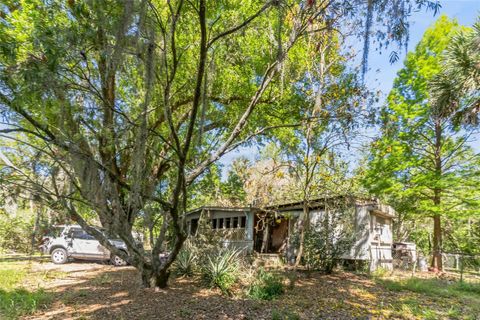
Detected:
left=460, top=254, right=464, bottom=283
left=287, top=217, right=292, bottom=264
left=261, top=222, right=270, bottom=253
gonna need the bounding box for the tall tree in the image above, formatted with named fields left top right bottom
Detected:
left=271, top=28, right=368, bottom=265
left=431, top=17, right=480, bottom=125
left=364, top=16, right=480, bottom=270
left=0, top=0, right=439, bottom=287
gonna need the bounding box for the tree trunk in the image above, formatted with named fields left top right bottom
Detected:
left=261, top=221, right=270, bottom=253
left=30, top=199, right=41, bottom=255
left=430, top=119, right=443, bottom=271
left=140, top=266, right=170, bottom=289
left=295, top=203, right=310, bottom=267
left=153, top=269, right=170, bottom=288
left=140, top=267, right=153, bottom=288
left=431, top=213, right=443, bottom=270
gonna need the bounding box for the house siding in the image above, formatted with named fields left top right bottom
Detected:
left=186, top=208, right=254, bottom=252
left=345, top=204, right=371, bottom=260
left=186, top=199, right=395, bottom=270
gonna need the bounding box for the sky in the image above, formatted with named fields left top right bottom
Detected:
left=367, top=0, right=480, bottom=98
left=218, top=0, right=480, bottom=174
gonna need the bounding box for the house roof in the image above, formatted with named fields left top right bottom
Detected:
left=261, top=196, right=396, bottom=218
left=185, top=206, right=250, bottom=216
left=263, top=195, right=354, bottom=211
left=186, top=196, right=396, bottom=218
left=367, top=203, right=396, bottom=218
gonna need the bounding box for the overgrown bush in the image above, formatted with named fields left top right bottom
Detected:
left=201, top=248, right=240, bottom=295
left=0, top=214, right=33, bottom=254
left=247, top=269, right=284, bottom=300
left=301, top=208, right=356, bottom=273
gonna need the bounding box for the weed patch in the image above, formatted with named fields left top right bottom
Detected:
left=247, top=269, right=284, bottom=300
left=0, top=269, right=52, bottom=319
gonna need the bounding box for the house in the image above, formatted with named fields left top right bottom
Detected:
left=185, top=196, right=395, bottom=271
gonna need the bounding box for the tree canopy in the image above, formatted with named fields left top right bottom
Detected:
left=363, top=16, right=480, bottom=267
left=0, top=0, right=444, bottom=287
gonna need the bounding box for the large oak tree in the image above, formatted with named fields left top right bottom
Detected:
left=0, top=0, right=439, bottom=287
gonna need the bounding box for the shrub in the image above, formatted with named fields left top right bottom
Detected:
left=248, top=269, right=284, bottom=300
left=174, top=241, right=197, bottom=277
left=301, top=208, right=356, bottom=273
left=0, top=214, right=33, bottom=253
left=201, top=248, right=240, bottom=295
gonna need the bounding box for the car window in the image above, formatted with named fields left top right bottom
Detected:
left=84, top=233, right=96, bottom=240
left=71, top=229, right=96, bottom=240
left=45, top=227, right=63, bottom=238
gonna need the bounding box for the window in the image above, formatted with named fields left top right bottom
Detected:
left=70, top=229, right=95, bottom=240
left=233, top=217, right=238, bottom=228
left=190, top=219, right=199, bottom=235
left=70, top=229, right=83, bottom=239
left=211, top=216, right=246, bottom=229
left=373, top=216, right=391, bottom=243
left=47, top=227, right=63, bottom=238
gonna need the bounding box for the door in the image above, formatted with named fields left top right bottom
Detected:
left=70, top=228, right=105, bottom=259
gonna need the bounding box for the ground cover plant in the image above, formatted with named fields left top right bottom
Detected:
left=247, top=269, right=285, bottom=300
left=372, top=271, right=480, bottom=319
left=0, top=261, right=53, bottom=319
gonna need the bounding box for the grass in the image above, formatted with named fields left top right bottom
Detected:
left=375, top=273, right=480, bottom=319
left=92, top=273, right=113, bottom=286
left=271, top=308, right=300, bottom=320
left=390, top=297, right=442, bottom=320
left=1, top=257, right=479, bottom=319
left=0, top=263, right=53, bottom=319
left=377, top=276, right=480, bottom=298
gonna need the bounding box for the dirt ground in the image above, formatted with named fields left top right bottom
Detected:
left=10, top=260, right=477, bottom=320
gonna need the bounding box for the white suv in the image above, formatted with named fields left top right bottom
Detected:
left=41, top=225, right=130, bottom=266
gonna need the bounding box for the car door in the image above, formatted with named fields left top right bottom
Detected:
left=70, top=228, right=103, bottom=259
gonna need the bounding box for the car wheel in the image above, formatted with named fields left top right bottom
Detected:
left=111, top=254, right=127, bottom=266
left=51, top=248, right=68, bottom=264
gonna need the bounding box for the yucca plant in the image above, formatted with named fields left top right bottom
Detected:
left=174, top=241, right=197, bottom=277
left=201, top=248, right=240, bottom=295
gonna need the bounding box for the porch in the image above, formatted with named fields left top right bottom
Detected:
left=253, top=213, right=292, bottom=254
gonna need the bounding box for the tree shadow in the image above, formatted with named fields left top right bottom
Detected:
left=24, top=266, right=277, bottom=320
left=21, top=266, right=460, bottom=320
